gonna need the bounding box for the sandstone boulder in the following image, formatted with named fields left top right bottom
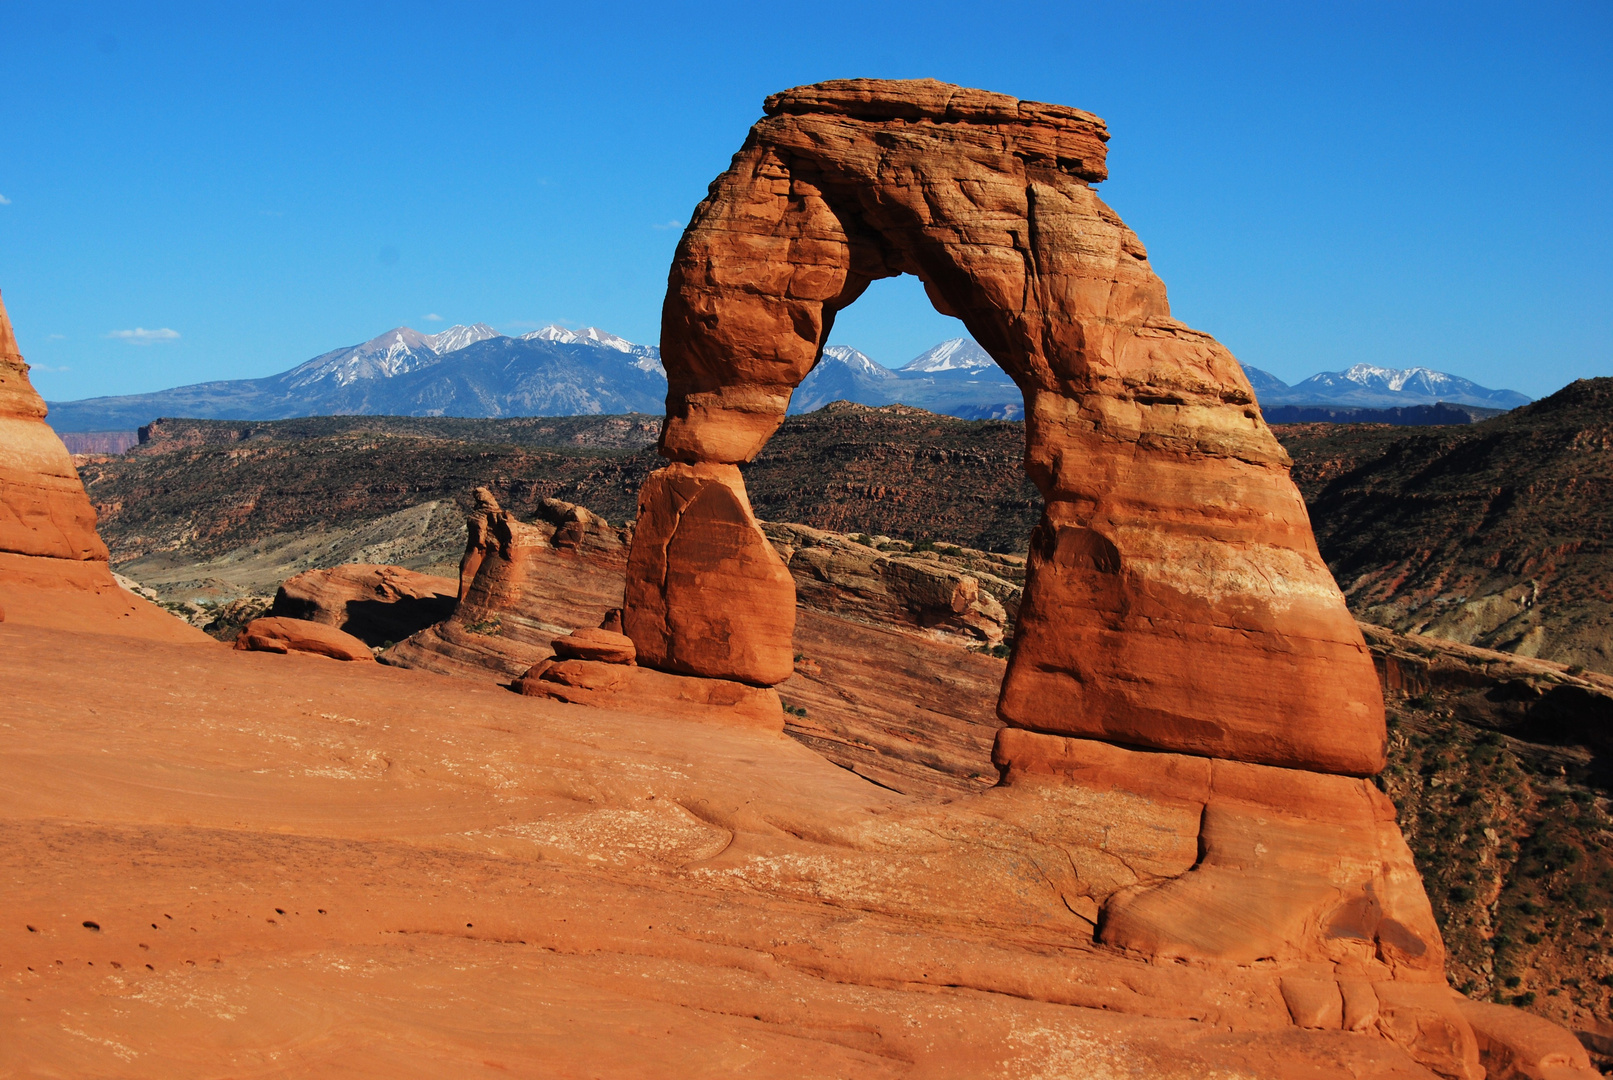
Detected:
left=625, top=78, right=1384, bottom=775
left=514, top=657, right=784, bottom=731
left=234, top=616, right=375, bottom=661
left=272, top=563, right=457, bottom=646
left=623, top=463, right=795, bottom=685
left=551, top=627, right=636, bottom=665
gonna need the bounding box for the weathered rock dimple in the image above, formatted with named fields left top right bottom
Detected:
left=627, top=77, right=1386, bottom=776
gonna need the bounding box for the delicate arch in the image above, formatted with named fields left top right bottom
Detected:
left=625, top=79, right=1385, bottom=776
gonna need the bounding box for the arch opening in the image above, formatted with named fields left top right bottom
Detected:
left=623, top=78, right=1388, bottom=778
left=787, top=273, right=1022, bottom=421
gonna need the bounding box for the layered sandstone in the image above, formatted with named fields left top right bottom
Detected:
left=629, top=78, right=1384, bottom=776
left=384, top=491, right=630, bottom=679
left=0, top=290, right=207, bottom=643
left=0, top=290, right=108, bottom=562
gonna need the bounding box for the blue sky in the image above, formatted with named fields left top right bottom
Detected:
left=0, top=1, right=1608, bottom=401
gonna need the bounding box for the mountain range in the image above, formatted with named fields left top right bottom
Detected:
left=46, top=324, right=669, bottom=432
left=1244, top=363, right=1532, bottom=410
left=44, top=321, right=1529, bottom=431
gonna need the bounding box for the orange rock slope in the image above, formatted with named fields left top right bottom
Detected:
left=0, top=290, right=207, bottom=642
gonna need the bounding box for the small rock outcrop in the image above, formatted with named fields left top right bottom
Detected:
left=272, top=564, right=457, bottom=646
left=385, top=490, right=630, bottom=680
left=625, top=78, right=1385, bottom=777
left=551, top=626, right=637, bottom=664
left=517, top=618, right=780, bottom=728
left=234, top=616, right=375, bottom=661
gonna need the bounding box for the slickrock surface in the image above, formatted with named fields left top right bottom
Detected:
left=637, top=78, right=1385, bottom=776
left=5, top=622, right=1574, bottom=1080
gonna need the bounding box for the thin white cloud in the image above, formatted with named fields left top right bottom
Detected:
left=46, top=333, right=66, bottom=341
left=0, top=194, right=11, bottom=205
left=107, top=327, right=180, bottom=344
left=651, top=220, right=683, bottom=231
left=30, top=363, right=70, bottom=372
left=425, top=313, right=443, bottom=322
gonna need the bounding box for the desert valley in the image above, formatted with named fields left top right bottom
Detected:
left=4, top=75, right=1610, bottom=1080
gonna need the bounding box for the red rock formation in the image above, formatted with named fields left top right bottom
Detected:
left=994, top=731, right=1443, bottom=974
left=8, top=618, right=1595, bottom=1078
left=627, top=79, right=1384, bottom=776
left=272, top=563, right=457, bottom=645
left=551, top=626, right=637, bottom=664
left=0, top=289, right=208, bottom=643
left=0, top=290, right=108, bottom=562
left=387, top=491, right=630, bottom=680
left=515, top=658, right=785, bottom=731
left=623, top=463, right=795, bottom=685
left=235, top=616, right=375, bottom=661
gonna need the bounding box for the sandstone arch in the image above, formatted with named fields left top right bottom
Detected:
left=625, top=79, right=1386, bottom=777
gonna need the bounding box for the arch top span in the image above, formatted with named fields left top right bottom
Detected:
left=630, top=79, right=1387, bottom=777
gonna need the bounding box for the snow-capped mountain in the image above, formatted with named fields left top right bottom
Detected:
left=44, top=319, right=1534, bottom=432
left=522, top=324, right=665, bottom=376
left=789, top=339, right=1015, bottom=416
left=1240, top=365, right=1292, bottom=394
left=1244, top=363, right=1530, bottom=410
left=822, top=345, right=895, bottom=380
left=424, top=323, right=500, bottom=355
left=285, top=327, right=443, bottom=390
left=46, top=321, right=671, bottom=430
left=790, top=345, right=900, bottom=413
left=899, top=338, right=997, bottom=374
